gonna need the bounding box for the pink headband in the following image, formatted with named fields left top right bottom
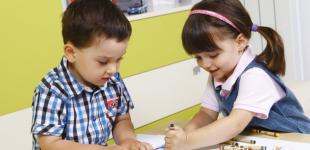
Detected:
left=190, top=9, right=240, bottom=32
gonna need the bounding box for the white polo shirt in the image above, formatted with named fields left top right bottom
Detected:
left=201, top=46, right=285, bottom=119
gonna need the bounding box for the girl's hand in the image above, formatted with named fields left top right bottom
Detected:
left=120, top=138, right=153, bottom=150
left=164, top=125, right=189, bottom=150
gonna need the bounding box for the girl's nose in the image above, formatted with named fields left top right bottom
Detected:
left=200, top=59, right=212, bottom=70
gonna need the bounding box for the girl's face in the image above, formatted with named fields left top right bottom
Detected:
left=66, top=37, right=128, bottom=87
left=193, top=35, right=246, bottom=82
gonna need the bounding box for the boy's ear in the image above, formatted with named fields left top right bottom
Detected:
left=64, top=43, right=77, bottom=63
left=235, top=33, right=249, bottom=51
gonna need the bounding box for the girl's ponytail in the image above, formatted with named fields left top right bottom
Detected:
left=256, top=26, right=285, bottom=76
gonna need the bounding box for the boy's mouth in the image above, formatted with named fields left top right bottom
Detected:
left=102, top=77, right=110, bottom=81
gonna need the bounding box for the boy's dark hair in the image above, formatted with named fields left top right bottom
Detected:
left=182, top=0, right=285, bottom=75
left=62, top=0, right=132, bottom=48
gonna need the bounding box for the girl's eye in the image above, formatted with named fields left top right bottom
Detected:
left=209, top=53, right=218, bottom=58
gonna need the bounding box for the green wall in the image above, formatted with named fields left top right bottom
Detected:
left=0, top=1, right=64, bottom=116
left=121, top=13, right=191, bottom=76
left=0, top=1, right=191, bottom=116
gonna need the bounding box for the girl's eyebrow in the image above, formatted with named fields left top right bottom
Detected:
left=202, top=51, right=218, bottom=56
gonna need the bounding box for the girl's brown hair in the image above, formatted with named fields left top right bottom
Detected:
left=182, top=0, right=285, bottom=75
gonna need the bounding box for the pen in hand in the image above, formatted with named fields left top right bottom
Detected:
left=157, top=124, right=175, bottom=150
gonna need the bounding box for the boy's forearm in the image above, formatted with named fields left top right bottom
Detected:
left=112, top=114, right=136, bottom=144
left=38, top=135, right=107, bottom=150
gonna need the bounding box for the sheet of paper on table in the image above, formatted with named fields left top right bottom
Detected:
left=137, top=134, right=310, bottom=150
left=137, top=134, right=165, bottom=149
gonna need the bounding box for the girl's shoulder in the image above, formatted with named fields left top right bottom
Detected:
left=239, top=67, right=285, bottom=97
left=240, top=67, right=274, bottom=85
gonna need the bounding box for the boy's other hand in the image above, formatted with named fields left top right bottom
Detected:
left=105, top=145, right=127, bottom=150
left=120, top=138, right=153, bottom=150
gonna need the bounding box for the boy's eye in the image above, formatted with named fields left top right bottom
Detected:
left=194, top=56, right=202, bottom=61
left=117, top=57, right=123, bottom=63
left=98, top=61, right=108, bottom=65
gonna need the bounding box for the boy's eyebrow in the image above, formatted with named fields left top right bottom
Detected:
left=97, top=55, right=124, bottom=60
left=97, top=50, right=127, bottom=59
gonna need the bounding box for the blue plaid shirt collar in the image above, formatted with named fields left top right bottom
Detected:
left=58, top=57, right=119, bottom=98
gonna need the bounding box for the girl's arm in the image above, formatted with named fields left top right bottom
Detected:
left=184, top=107, right=219, bottom=132
left=112, top=114, right=153, bottom=149
left=165, top=109, right=254, bottom=150
left=186, top=109, right=254, bottom=149
left=38, top=136, right=125, bottom=150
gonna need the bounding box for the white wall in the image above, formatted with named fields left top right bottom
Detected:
left=243, top=0, right=310, bottom=80
left=127, top=59, right=208, bottom=127
left=298, top=0, right=310, bottom=80
left=0, top=109, right=32, bottom=150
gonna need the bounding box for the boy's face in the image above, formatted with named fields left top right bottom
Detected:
left=65, top=37, right=128, bottom=87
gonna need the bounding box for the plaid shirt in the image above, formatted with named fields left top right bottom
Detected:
left=31, top=57, right=134, bottom=150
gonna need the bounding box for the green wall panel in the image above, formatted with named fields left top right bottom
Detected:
left=0, top=1, right=191, bottom=116
left=0, top=1, right=63, bottom=116
left=120, top=12, right=191, bottom=76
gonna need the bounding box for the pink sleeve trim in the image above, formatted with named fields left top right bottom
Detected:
left=201, top=103, right=219, bottom=112
left=234, top=104, right=269, bottom=119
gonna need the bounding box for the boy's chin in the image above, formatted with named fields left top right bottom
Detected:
left=95, top=81, right=108, bottom=87
left=83, top=81, right=107, bottom=88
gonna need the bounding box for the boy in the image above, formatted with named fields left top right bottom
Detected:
left=31, top=0, right=152, bottom=149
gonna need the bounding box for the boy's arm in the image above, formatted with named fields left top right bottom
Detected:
left=112, top=113, right=153, bottom=149
left=38, top=136, right=125, bottom=150
left=112, top=113, right=136, bottom=144
left=184, top=107, right=219, bottom=132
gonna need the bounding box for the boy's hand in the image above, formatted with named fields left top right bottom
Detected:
left=164, top=125, right=189, bottom=150
left=106, top=145, right=127, bottom=150
left=120, top=138, right=153, bottom=150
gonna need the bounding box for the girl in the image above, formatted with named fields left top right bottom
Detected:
left=165, top=0, right=310, bottom=149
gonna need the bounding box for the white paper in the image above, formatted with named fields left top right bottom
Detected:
left=136, top=134, right=310, bottom=150
left=136, top=134, right=165, bottom=149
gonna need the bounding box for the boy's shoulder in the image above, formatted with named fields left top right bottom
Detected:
left=107, top=72, right=127, bottom=87
left=109, top=72, right=121, bottom=83
left=35, top=65, right=70, bottom=99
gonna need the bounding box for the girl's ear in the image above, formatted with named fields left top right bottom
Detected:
left=235, top=33, right=249, bottom=51
left=64, top=43, right=77, bottom=63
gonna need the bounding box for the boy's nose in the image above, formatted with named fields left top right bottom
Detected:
left=107, top=64, right=117, bottom=75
